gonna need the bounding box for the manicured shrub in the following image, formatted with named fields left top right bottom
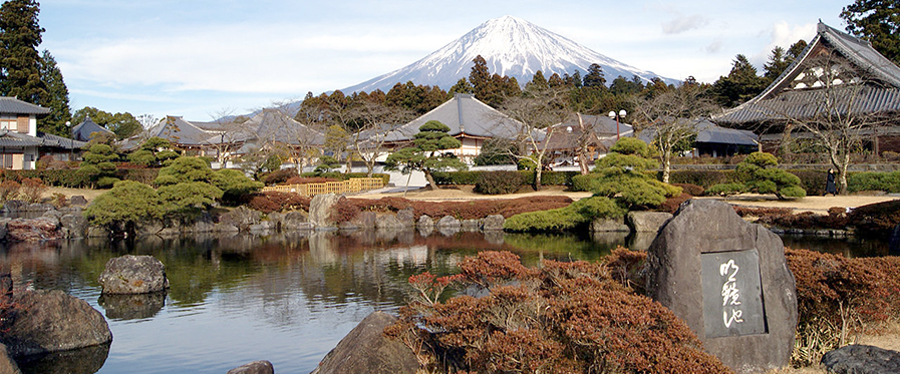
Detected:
left=330, top=196, right=574, bottom=223
left=84, top=180, right=163, bottom=232
left=708, top=152, right=805, bottom=199
left=387, top=251, right=733, bottom=374
left=706, top=182, right=746, bottom=196
left=262, top=168, right=298, bottom=185
left=473, top=171, right=525, bottom=195
left=668, top=170, right=738, bottom=188
left=503, top=196, right=624, bottom=232
left=848, top=171, right=900, bottom=193
left=588, top=138, right=681, bottom=209
left=213, top=169, right=264, bottom=205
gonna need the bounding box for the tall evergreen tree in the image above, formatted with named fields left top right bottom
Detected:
left=0, top=0, right=45, bottom=104
left=841, top=0, right=900, bottom=65
left=711, top=54, right=767, bottom=108
left=763, top=46, right=791, bottom=82
left=469, top=55, right=492, bottom=100
left=583, top=63, right=607, bottom=87
left=39, top=50, right=70, bottom=136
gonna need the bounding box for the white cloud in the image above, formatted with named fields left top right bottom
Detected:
left=662, top=14, right=710, bottom=35
left=753, top=21, right=817, bottom=62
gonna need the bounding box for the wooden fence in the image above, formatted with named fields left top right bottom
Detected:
left=261, top=178, right=384, bottom=196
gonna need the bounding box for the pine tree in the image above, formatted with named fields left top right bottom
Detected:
left=0, top=0, right=46, bottom=104
left=39, top=50, right=71, bottom=136
left=842, top=0, right=900, bottom=65
left=469, top=55, right=492, bottom=102
left=526, top=70, right=549, bottom=91
left=711, top=54, right=767, bottom=107
left=583, top=63, right=607, bottom=87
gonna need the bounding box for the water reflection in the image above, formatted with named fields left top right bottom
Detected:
left=0, top=229, right=888, bottom=374
left=98, top=292, right=166, bottom=321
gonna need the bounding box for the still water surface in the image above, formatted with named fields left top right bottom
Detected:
left=0, top=230, right=889, bottom=373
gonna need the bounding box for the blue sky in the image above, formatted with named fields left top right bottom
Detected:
left=36, top=0, right=851, bottom=122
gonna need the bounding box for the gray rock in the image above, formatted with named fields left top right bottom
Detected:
left=59, top=214, right=88, bottom=239
left=397, top=207, right=415, bottom=227
left=98, top=255, right=170, bottom=294
left=214, top=223, right=240, bottom=233
left=12, top=343, right=108, bottom=374
left=26, top=203, right=54, bottom=213
left=2, top=201, right=26, bottom=213
left=435, top=216, right=460, bottom=229
left=417, top=215, right=434, bottom=231
left=282, top=211, right=312, bottom=231
left=646, top=199, right=797, bottom=374
left=219, top=206, right=262, bottom=231
left=0, top=342, right=21, bottom=374
left=248, top=221, right=272, bottom=234
left=1, top=290, right=112, bottom=357
left=227, top=360, right=274, bottom=374
left=461, top=219, right=481, bottom=232
left=68, top=195, right=88, bottom=206
left=0, top=219, right=8, bottom=241
left=86, top=226, right=110, bottom=238
left=627, top=211, right=673, bottom=233
left=483, top=214, right=505, bottom=231
left=591, top=217, right=630, bottom=232
left=7, top=217, right=61, bottom=242
left=821, top=345, right=900, bottom=374
left=308, top=193, right=342, bottom=229
left=375, top=214, right=405, bottom=230
left=310, top=311, right=419, bottom=374
left=346, top=211, right=375, bottom=230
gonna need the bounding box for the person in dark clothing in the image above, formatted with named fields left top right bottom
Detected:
left=825, top=168, right=837, bottom=195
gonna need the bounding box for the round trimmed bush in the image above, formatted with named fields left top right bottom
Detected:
left=474, top=171, right=525, bottom=195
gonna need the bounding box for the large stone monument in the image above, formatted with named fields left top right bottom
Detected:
left=646, top=199, right=797, bottom=373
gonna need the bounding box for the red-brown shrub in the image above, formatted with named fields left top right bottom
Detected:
left=19, top=178, right=46, bottom=204
left=785, top=248, right=900, bottom=365
left=388, top=251, right=733, bottom=374
left=672, top=183, right=705, bottom=196
left=263, top=168, right=298, bottom=185
left=657, top=193, right=692, bottom=214
left=0, top=180, right=20, bottom=202
left=603, top=247, right=648, bottom=292
left=245, top=192, right=311, bottom=213
left=847, top=200, right=900, bottom=238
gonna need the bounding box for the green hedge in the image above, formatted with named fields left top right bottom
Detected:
left=0, top=168, right=161, bottom=188
left=848, top=171, right=900, bottom=193
left=433, top=170, right=578, bottom=187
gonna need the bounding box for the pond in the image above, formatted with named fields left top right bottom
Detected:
left=0, top=229, right=891, bottom=373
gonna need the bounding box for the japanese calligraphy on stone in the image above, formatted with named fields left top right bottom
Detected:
left=701, top=249, right=767, bottom=338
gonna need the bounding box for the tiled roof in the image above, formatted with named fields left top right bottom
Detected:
left=638, top=119, right=758, bottom=146
left=71, top=116, right=114, bottom=141
left=384, top=94, right=523, bottom=142
left=0, top=130, right=85, bottom=149
left=0, top=97, right=49, bottom=115
left=715, top=21, right=900, bottom=126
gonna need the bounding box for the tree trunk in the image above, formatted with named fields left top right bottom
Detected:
left=365, top=161, right=374, bottom=178
left=661, top=150, right=672, bottom=183
left=534, top=167, right=543, bottom=191
left=424, top=170, right=437, bottom=190
left=838, top=156, right=850, bottom=195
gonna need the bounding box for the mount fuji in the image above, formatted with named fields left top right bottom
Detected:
left=342, top=15, right=677, bottom=94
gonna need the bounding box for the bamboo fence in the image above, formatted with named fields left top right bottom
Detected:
left=261, top=178, right=384, bottom=196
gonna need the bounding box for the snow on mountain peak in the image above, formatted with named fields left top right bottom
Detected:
left=342, top=16, right=675, bottom=94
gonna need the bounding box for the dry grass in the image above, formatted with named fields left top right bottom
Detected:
left=42, top=187, right=106, bottom=204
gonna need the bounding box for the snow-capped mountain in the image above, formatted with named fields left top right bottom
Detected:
left=343, top=15, right=676, bottom=94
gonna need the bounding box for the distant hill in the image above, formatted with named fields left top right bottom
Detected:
left=342, top=15, right=677, bottom=94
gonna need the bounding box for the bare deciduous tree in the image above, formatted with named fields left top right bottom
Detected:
left=499, top=87, right=573, bottom=190
left=631, top=82, right=717, bottom=183
left=759, top=51, right=885, bottom=193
